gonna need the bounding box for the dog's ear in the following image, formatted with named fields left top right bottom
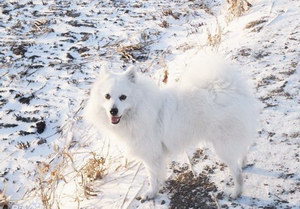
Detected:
left=125, top=66, right=136, bottom=83
left=99, top=64, right=110, bottom=79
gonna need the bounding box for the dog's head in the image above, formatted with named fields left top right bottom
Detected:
left=93, top=67, right=137, bottom=125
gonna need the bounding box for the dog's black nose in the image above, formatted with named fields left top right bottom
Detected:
left=110, top=108, right=118, bottom=116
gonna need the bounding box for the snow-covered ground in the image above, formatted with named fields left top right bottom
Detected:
left=0, top=0, right=299, bottom=208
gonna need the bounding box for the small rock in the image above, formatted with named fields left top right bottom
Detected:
left=37, top=138, right=47, bottom=145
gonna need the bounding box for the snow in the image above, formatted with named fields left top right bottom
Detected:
left=0, top=0, right=299, bottom=208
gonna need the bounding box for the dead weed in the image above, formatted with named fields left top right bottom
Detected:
left=227, top=0, right=252, bottom=20
left=206, top=20, right=222, bottom=47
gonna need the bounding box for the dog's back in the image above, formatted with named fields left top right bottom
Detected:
left=160, top=53, right=258, bottom=153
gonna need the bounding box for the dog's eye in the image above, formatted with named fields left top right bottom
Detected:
left=105, top=94, right=111, bottom=100
left=119, top=95, right=127, bottom=101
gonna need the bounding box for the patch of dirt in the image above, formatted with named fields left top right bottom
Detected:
left=253, top=50, right=271, bottom=59
left=191, top=149, right=208, bottom=165
left=14, top=115, right=39, bottom=123
left=18, top=94, right=35, bottom=104
left=238, top=48, right=252, bottom=56
left=165, top=163, right=223, bottom=209
left=67, top=20, right=95, bottom=28
left=11, top=44, right=28, bottom=56
left=0, top=123, right=18, bottom=128
left=18, top=130, right=35, bottom=136
left=66, top=10, right=81, bottom=18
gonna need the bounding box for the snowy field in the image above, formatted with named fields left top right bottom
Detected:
left=0, top=0, right=299, bottom=208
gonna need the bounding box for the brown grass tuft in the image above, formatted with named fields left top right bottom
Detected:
left=227, top=0, right=252, bottom=19
left=162, top=70, right=169, bottom=84
left=34, top=145, right=110, bottom=207
left=245, top=19, right=267, bottom=29
left=0, top=190, right=9, bottom=209
left=162, top=9, right=173, bottom=17
left=159, top=20, right=170, bottom=28
left=117, top=42, right=151, bottom=63
left=206, top=20, right=222, bottom=48
left=82, top=152, right=107, bottom=181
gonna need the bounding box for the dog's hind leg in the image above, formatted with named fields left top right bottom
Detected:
left=239, top=155, right=247, bottom=169
left=228, top=162, right=243, bottom=198
left=212, top=141, right=244, bottom=199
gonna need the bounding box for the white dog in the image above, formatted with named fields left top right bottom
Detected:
left=84, top=54, right=258, bottom=200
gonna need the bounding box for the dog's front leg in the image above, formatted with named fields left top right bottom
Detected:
left=141, top=157, right=165, bottom=200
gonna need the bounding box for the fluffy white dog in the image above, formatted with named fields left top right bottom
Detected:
left=84, top=54, right=258, bottom=200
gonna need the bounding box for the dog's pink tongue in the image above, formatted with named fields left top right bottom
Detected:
left=111, top=116, right=120, bottom=123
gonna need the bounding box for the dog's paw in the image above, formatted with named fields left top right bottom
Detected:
left=230, top=189, right=242, bottom=199
left=141, top=190, right=157, bottom=201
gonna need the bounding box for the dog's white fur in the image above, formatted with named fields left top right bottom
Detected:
left=84, top=54, right=258, bottom=199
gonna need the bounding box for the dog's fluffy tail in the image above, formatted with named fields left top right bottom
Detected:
left=179, top=51, right=259, bottom=149
left=179, top=52, right=249, bottom=97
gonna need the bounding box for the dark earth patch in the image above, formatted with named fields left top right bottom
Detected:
left=164, top=162, right=223, bottom=209
left=36, top=121, right=46, bottom=134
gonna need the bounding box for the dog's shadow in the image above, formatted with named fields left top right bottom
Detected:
left=244, top=165, right=300, bottom=179
left=233, top=165, right=300, bottom=208
left=234, top=194, right=300, bottom=209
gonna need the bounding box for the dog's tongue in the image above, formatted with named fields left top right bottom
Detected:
left=111, top=116, right=120, bottom=124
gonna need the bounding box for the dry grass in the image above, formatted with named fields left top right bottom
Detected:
left=29, top=18, right=54, bottom=36
left=245, top=19, right=267, bottom=32
left=81, top=152, right=107, bottom=198
left=36, top=152, right=68, bottom=209
left=158, top=9, right=173, bottom=28
left=162, top=9, right=173, bottom=17
left=117, top=44, right=142, bottom=62
left=162, top=70, right=169, bottom=84
left=159, top=20, right=170, bottom=28
left=25, top=101, right=115, bottom=208
left=36, top=162, right=54, bottom=209
left=199, top=2, right=214, bottom=15
left=227, top=0, right=252, bottom=20
left=34, top=146, right=110, bottom=208
left=117, top=42, right=152, bottom=63
left=0, top=190, right=9, bottom=209
left=162, top=8, right=181, bottom=19
left=206, top=20, right=222, bottom=48
left=24, top=115, right=114, bottom=209
left=82, top=152, right=107, bottom=181
left=245, top=19, right=267, bottom=29
left=245, top=18, right=267, bottom=32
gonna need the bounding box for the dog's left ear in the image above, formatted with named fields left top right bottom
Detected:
left=125, top=66, right=136, bottom=83
left=98, top=63, right=111, bottom=80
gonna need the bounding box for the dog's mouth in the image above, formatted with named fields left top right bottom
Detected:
left=111, top=116, right=121, bottom=124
